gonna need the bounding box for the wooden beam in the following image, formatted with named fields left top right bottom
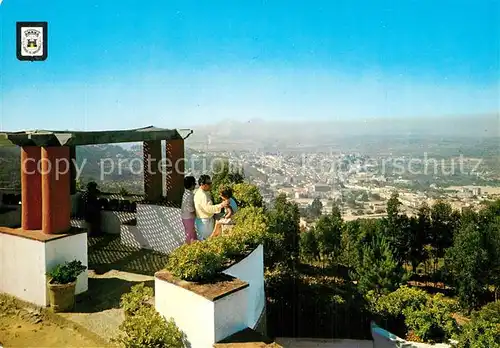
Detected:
left=0, top=128, right=184, bottom=147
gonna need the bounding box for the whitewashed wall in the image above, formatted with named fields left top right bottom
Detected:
left=45, top=233, right=88, bottom=297
left=0, top=232, right=88, bottom=307
left=213, top=288, right=248, bottom=343
left=100, top=211, right=135, bottom=235
left=0, top=234, right=47, bottom=305
left=123, top=204, right=185, bottom=253
left=223, top=244, right=265, bottom=329
left=155, top=278, right=217, bottom=348
left=155, top=244, right=265, bottom=347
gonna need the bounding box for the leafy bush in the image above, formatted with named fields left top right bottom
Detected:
left=370, top=285, right=428, bottom=316
left=46, top=260, right=87, bottom=284
left=454, top=301, right=500, bottom=348
left=120, top=283, right=153, bottom=317
left=209, top=234, right=247, bottom=259
left=232, top=183, right=263, bottom=208
left=456, top=319, right=500, bottom=348
left=166, top=242, right=226, bottom=282
left=403, top=293, right=458, bottom=343
left=114, top=283, right=185, bottom=348
left=264, top=262, right=298, bottom=291
left=166, top=206, right=268, bottom=282
left=373, top=286, right=459, bottom=343
left=470, top=300, right=500, bottom=324
left=231, top=206, right=268, bottom=247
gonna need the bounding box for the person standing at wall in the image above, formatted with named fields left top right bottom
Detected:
left=181, top=176, right=197, bottom=244
left=194, top=175, right=229, bottom=240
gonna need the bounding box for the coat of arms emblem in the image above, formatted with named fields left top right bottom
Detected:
left=16, top=22, right=48, bottom=61
left=22, top=29, right=42, bottom=55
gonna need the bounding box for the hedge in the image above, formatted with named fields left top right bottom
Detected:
left=166, top=206, right=268, bottom=282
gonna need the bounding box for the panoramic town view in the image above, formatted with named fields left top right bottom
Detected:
left=0, top=0, right=499, bottom=347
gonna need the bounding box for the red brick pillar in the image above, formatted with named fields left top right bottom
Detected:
left=166, top=139, right=185, bottom=207
left=21, top=146, right=42, bottom=230
left=41, top=146, right=71, bottom=234
left=69, top=146, right=77, bottom=195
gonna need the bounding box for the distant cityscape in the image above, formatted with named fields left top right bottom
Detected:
left=60, top=140, right=500, bottom=228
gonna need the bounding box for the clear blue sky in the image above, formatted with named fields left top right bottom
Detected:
left=0, top=0, right=499, bottom=131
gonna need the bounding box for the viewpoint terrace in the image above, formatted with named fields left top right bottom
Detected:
left=0, top=126, right=191, bottom=235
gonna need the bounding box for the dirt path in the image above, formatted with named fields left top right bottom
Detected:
left=0, top=295, right=112, bottom=348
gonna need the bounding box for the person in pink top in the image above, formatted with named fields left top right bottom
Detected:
left=181, top=176, right=197, bottom=244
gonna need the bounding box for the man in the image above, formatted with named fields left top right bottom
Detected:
left=83, top=181, right=102, bottom=237
left=194, top=175, right=229, bottom=240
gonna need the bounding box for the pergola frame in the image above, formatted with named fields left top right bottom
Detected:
left=0, top=126, right=192, bottom=234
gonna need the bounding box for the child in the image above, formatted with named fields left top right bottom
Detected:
left=181, top=176, right=197, bottom=243
left=210, top=186, right=238, bottom=238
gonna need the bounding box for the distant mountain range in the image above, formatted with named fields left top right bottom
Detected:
left=185, top=114, right=499, bottom=151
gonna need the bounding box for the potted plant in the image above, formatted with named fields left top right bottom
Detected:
left=46, top=260, right=87, bottom=312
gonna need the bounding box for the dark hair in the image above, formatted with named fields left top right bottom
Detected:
left=184, top=176, right=196, bottom=189
left=198, top=175, right=212, bottom=186
left=219, top=186, right=233, bottom=199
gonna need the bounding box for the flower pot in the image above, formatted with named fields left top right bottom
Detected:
left=47, top=280, right=76, bottom=312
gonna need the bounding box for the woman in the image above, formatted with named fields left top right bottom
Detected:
left=181, top=176, right=197, bottom=243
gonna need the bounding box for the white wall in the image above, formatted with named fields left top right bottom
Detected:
left=223, top=245, right=265, bottom=329
left=45, top=233, right=88, bottom=296
left=120, top=225, right=142, bottom=248
left=155, top=277, right=216, bottom=348
left=0, top=233, right=47, bottom=305
left=155, top=244, right=265, bottom=347
left=101, top=211, right=135, bottom=235
left=213, top=289, right=248, bottom=343
left=0, top=232, right=88, bottom=307
left=126, top=204, right=185, bottom=253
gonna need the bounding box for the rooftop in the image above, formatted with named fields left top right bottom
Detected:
left=0, top=126, right=193, bottom=147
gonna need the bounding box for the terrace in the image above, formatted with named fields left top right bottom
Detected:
left=0, top=126, right=270, bottom=347
left=0, top=126, right=190, bottom=253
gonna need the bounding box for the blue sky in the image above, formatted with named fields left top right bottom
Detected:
left=0, top=0, right=498, bottom=131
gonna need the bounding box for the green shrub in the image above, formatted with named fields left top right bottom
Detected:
left=232, top=206, right=268, bottom=247
left=373, top=286, right=459, bottom=343
left=114, top=283, right=185, bottom=348
left=166, top=206, right=268, bottom=282
left=456, top=318, right=500, bottom=348
left=403, top=293, right=458, bottom=343
left=209, top=234, right=246, bottom=259
left=370, top=285, right=428, bottom=316
left=470, top=300, right=500, bottom=324
left=120, top=283, right=153, bottom=317
left=232, top=183, right=263, bottom=208
left=456, top=301, right=500, bottom=348
left=46, top=260, right=87, bottom=284
left=166, top=241, right=226, bottom=282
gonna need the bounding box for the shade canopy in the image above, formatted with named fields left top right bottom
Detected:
left=0, top=126, right=192, bottom=147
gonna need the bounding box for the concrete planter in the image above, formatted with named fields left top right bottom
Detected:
left=47, top=280, right=76, bottom=312
left=155, top=244, right=266, bottom=348
left=0, top=228, right=88, bottom=307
